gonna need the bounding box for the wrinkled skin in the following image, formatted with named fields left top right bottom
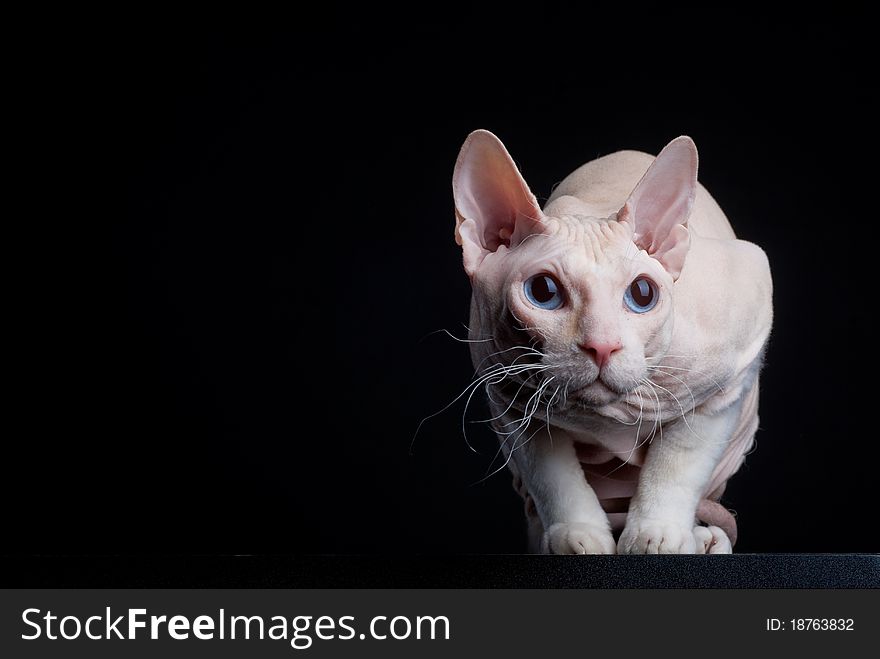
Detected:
left=453, top=131, right=772, bottom=554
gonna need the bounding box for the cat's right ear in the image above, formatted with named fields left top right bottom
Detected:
left=452, top=130, right=545, bottom=276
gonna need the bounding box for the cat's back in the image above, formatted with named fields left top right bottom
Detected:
left=547, top=149, right=735, bottom=240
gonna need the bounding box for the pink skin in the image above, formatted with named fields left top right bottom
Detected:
left=579, top=341, right=621, bottom=370
left=454, top=130, right=693, bottom=412
left=451, top=129, right=773, bottom=554
left=472, top=214, right=676, bottom=410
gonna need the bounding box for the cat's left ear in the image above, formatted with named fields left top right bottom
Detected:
left=618, top=136, right=698, bottom=281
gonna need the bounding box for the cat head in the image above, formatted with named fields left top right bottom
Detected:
left=452, top=130, right=697, bottom=407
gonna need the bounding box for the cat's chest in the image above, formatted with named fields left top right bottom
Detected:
left=553, top=414, right=653, bottom=467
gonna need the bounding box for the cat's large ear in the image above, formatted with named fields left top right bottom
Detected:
left=453, top=130, right=545, bottom=276
left=618, top=136, right=698, bottom=281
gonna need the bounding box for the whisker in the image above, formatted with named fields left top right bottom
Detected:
left=428, top=328, right=496, bottom=344
left=473, top=345, right=547, bottom=373
left=493, top=376, right=553, bottom=436
left=411, top=361, right=545, bottom=454
left=645, top=378, right=696, bottom=438
left=472, top=368, right=551, bottom=424
left=544, top=385, right=561, bottom=447
left=645, top=366, right=698, bottom=418
left=640, top=378, right=663, bottom=446
left=461, top=365, right=550, bottom=448
left=600, top=386, right=646, bottom=478
left=645, top=377, right=731, bottom=447
left=646, top=363, right=725, bottom=394
left=477, top=377, right=556, bottom=484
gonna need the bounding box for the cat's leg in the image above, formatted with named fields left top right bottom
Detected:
left=618, top=399, right=741, bottom=555
left=525, top=495, right=545, bottom=554
left=509, top=429, right=616, bottom=554
left=510, top=471, right=545, bottom=553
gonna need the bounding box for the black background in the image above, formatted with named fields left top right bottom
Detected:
left=10, top=13, right=877, bottom=556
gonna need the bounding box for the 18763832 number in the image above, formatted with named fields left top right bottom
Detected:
left=766, top=619, right=854, bottom=631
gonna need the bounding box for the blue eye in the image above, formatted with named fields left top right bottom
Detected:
left=624, top=276, right=658, bottom=313
left=524, top=274, right=564, bottom=310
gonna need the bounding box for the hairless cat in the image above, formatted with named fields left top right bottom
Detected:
left=452, top=131, right=772, bottom=554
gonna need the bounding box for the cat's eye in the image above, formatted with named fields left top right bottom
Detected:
left=624, top=276, right=658, bottom=313
left=524, top=274, right=564, bottom=310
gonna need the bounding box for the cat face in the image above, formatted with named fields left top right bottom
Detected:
left=453, top=131, right=697, bottom=408
left=483, top=215, right=676, bottom=405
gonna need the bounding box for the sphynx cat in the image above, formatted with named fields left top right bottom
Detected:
left=452, top=131, right=772, bottom=554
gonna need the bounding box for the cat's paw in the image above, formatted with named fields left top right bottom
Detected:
left=693, top=525, right=732, bottom=554
left=618, top=519, right=697, bottom=554
left=542, top=522, right=616, bottom=554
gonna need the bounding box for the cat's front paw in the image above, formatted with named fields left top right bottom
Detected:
left=693, top=525, right=732, bottom=554
left=542, top=522, right=616, bottom=554
left=618, top=519, right=697, bottom=554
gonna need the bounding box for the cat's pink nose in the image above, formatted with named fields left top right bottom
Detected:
left=579, top=341, right=622, bottom=369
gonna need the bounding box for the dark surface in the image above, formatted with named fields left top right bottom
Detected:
left=1, top=555, right=877, bottom=589
left=10, top=14, right=878, bottom=561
